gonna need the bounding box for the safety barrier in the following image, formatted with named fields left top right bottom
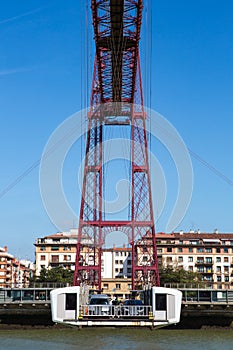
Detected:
left=80, top=304, right=152, bottom=318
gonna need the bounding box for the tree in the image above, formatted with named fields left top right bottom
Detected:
left=32, top=266, right=74, bottom=285
left=159, top=267, right=203, bottom=287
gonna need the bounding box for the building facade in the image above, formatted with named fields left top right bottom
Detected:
left=35, top=229, right=233, bottom=291
left=35, top=231, right=133, bottom=298
left=0, top=246, right=35, bottom=288
left=34, top=229, right=78, bottom=275
left=155, top=231, right=233, bottom=289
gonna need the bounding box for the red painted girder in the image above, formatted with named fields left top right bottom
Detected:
left=80, top=220, right=154, bottom=227
left=91, top=0, right=143, bottom=103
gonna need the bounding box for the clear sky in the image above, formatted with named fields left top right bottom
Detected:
left=0, top=0, right=232, bottom=261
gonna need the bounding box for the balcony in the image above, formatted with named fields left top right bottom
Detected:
left=196, top=261, right=213, bottom=266
left=202, top=270, right=213, bottom=274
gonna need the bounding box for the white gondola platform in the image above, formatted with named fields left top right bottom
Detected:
left=50, top=286, right=182, bottom=328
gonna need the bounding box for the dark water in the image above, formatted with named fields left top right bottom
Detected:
left=0, top=328, right=233, bottom=350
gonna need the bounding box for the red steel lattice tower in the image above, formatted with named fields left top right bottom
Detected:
left=73, top=0, right=160, bottom=290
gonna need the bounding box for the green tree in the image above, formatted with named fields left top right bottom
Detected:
left=159, top=267, right=203, bottom=287
left=33, top=266, right=74, bottom=285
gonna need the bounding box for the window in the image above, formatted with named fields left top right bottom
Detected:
left=225, top=276, right=229, bottom=282
left=178, top=257, right=183, bottom=262
left=127, top=260, right=132, bottom=265
left=205, top=248, right=212, bottom=253
left=197, top=248, right=204, bottom=253
left=127, top=268, right=131, bottom=274
left=197, top=266, right=204, bottom=273
left=205, top=276, right=213, bottom=282
left=65, top=293, right=77, bottom=310
left=63, top=255, right=71, bottom=262
left=128, top=284, right=132, bottom=289
left=216, top=248, right=221, bottom=253
left=206, top=257, right=212, bottom=264
left=224, top=257, right=229, bottom=263
left=167, top=247, right=172, bottom=252
left=178, top=248, right=183, bottom=252
left=189, top=248, right=193, bottom=252
left=217, top=276, right=221, bottom=282
left=143, top=256, right=148, bottom=262
left=40, top=255, right=45, bottom=261
left=188, top=257, right=193, bottom=262
left=51, top=246, right=59, bottom=251
left=216, top=257, right=221, bottom=263
left=216, top=266, right=221, bottom=273
left=156, top=294, right=167, bottom=311
left=205, top=267, right=212, bottom=273
left=103, top=284, right=109, bottom=289
left=40, top=246, right=46, bottom=251
left=166, top=257, right=172, bottom=262
left=224, top=248, right=229, bottom=253
left=189, top=266, right=193, bottom=271
left=51, top=255, right=59, bottom=263
left=116, top=284, right=121, bottom=290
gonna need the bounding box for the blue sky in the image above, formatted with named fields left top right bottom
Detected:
left=0, top=0, right=232, bottom=261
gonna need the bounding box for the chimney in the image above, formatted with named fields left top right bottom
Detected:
left=214, top=229, right=218, bottom=234
left=180, top=230, right=183, bottom=235
left=4, top=246, right=7, bottom=252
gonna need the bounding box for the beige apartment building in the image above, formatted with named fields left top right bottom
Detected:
left=154, top=230, right=233, bottom=289
left=35, top=230, right=133, bottom=298
left=35, top=229, right=233, bottom=291
left=0, top=246, right=35, bottom=288
left=35, top=229, right=78, bottom=275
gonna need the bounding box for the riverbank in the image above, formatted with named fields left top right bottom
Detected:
left=1, top=303, right=233, bottom=329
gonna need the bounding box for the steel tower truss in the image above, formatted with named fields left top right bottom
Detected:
left=74, top=0, right=160, bottom=290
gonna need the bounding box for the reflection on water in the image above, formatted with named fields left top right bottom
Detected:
left=0, top=328, right=233, bottom=350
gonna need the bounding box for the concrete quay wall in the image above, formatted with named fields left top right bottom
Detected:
left=0, top=302, right=233, bottom=328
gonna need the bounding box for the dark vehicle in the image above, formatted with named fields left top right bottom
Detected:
left=122, top=299, right=144, bottom=316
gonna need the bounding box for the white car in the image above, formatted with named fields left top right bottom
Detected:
left=88, top=294, right=112, bottom=316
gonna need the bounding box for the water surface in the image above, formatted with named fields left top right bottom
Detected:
left=0, top=328, right=233, bottom=350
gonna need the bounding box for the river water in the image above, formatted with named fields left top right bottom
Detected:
left=0, top=328, right=233, bottom=350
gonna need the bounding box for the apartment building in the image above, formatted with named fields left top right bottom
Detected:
left=153, top=230, right=233, bottom=289
left=102, top=246, right=132, bottom=279
left=35, top=230, right=133, bottom=298
left=0, top=246, right=35, bottom=288
left=35, top=229, right=233, bottom=290
left=35, top=229, right=78, bottom=275
left=101, top=246, right=132, bottom=299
